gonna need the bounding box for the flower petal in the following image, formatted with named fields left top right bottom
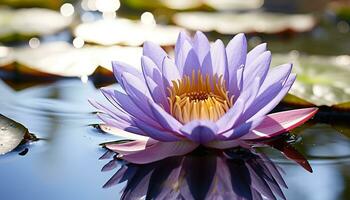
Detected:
left=241, top=107, right=318, bottom=140
left=134, top=118, right=182, bottom=142
left=192, top=31, right=210, bottom=63
left=243, top=51, right=271, bottom=90
left=143, top=41, right=167, bottom=69
left=182, top=49, right=201, bottom=77
left=218, top=116, right=265, bottom=140
left=148, top=100, right=183, bottom=133
left=216, top=98, right=245, bottom=133
left=180, top=120, right=218, bottom=143
left=246, top=73, right=297, bottom=121
left=211, top=39, right=229, bottom=80
left=162, top=56, right=181, bottom=88
left=141, top=56, right=168, bottom=109
left=175, top=31, right=191, bottom=63
left=105, top=138, right=158, bottom=155
left=121, top=141, right=198, bottom=164
left=112, top=61, right=144, bottom=87
left=226, top=33, right=247, bottom=96
left=113, top=90, right=161, bottom=128
left=175, top=39, right=192, bottom=75
left=246, top=43, right=267, bottom=66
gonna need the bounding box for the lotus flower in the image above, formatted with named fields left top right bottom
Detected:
left=90, top=31, right=318, bottom=164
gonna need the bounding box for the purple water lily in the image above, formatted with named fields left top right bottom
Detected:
left=90, top=31, right=318, bottom=164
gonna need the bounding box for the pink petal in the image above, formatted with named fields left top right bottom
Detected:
left=105, top=138, right=157, bottom=155
left=121, top=141, right=198, bottom=164
left=242, top=108, right=318, bottom=140
left=100, top=124, right=149, bottom=141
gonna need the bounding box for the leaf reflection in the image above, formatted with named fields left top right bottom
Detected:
left=101, top=145, right=311, bottom=200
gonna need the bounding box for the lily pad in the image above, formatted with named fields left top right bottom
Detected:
left=204, top=0, right=263, bottom=11
left=0, top=114, right=29, bottom=155
left=0, top=7, right=72, bottom=42
left=173, top=12, right=316, bottom=34
left=272, top=53, right=350, bottom=107
left=74, top=19, right=183, bottom=46
left=0, top=42, right=142, bottom=78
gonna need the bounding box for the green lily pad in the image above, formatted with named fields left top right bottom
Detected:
left=74, top=19, right=182, bottom=46
left=173, top=11, right=316, bottom=34
left=0, top=7, right=72, bottom=42
left=272, top=53, right=350, bottom=107
left=0, top=114, right=29, bottom=155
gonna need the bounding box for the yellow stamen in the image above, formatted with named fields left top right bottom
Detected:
left=167, top=70, right=233, bottom=123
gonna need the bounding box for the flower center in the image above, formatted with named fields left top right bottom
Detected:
left=167, top=70, right=233, bottom=124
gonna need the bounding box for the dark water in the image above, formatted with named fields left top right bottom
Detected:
left=0, top=79, right=349, bottom=200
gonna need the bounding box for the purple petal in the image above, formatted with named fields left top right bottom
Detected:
left=241, top=108, right=318, bottom=140
left=182, top=49, right=201, bottom=77
left=134, top=118, right=182, bottom=141
left=226, top=33, right=247, bottom=97
left=141, top=56, right=168, bottom=109
left=176, top=40, right=193, bottom=75
left=175, top=31, right=191, bottom=62
left=216, top=97, right=245, bottom=133
left=162, top=57, right=181, bottom=89
left=148, top=100, right=183, bottom=133
left=112, top=61, right=143, bottom=86
left=121, top=141, right=198, bottom=164
left=243, top=51, right=271, bottom=90
left=210, top=39, right=228, bottom=80
left=192, top=31, right=210, bottom=63
left=121, top=72, right=156, bottom=118
left=145, top=76, right=169, bottom=111
left=258, top=63, right=292, bottom=95
left=180, top=120, right=218, bottom=143
left=113, top=90, right=161, bottom=128
left=246, top=43, right=267, bottom=66
left=245, top=73, right=296, bottom=121
left=218, top=116, right=265, bottom=140
left=143, top=41, right=167, bottom=69
left=97, top=113, right=143, bottom=135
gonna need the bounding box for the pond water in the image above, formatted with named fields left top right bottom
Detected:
left=0, top=79, right=349, bottom=200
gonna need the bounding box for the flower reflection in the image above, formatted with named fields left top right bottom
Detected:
left=100, top=141, right=311, bottom=200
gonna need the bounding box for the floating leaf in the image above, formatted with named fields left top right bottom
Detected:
left=0, top=46, right=14, bottom=66
left=0, top=114, right=29, bottom=155
left=0, top=7, right=72, bottom=42
left=173, top=12, right=316, bottom=34
left=204, top=0, right=263, bottom=11
left=272, top=53, right=350, bottom=107
left=0, top=42, right=142, bottom=78
left=74, top=19, right=183, bottom=46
